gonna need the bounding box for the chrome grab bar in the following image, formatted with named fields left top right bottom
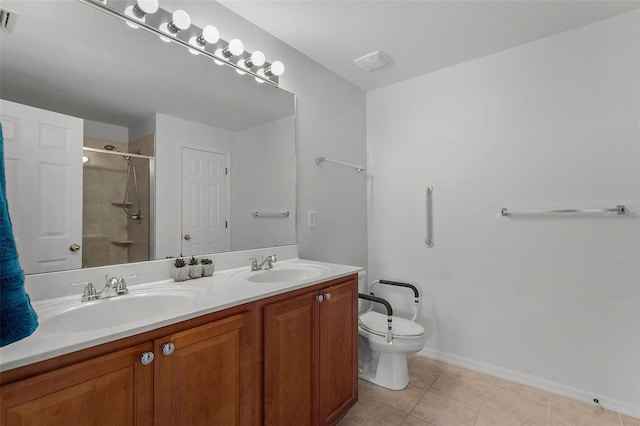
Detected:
left=315, top=157, right=366, bottom=173
left=501, top=205, right=626, bottom=217
left=252, top=211, right=290, bottom=218
left=425, top=186, right=434, bottom=247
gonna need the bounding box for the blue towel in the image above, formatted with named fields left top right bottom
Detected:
left=0, top=122, right=38, bottom=347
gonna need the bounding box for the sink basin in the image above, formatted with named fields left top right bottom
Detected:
left=38, top=290, right=198, bottom=335
left=234, top=264, right=330, bottom=284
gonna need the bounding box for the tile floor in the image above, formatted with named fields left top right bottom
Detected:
left=338, top=355, right=639, bottom=426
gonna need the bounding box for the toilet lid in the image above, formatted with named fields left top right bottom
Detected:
left=359, top=311, right=424, bottom=337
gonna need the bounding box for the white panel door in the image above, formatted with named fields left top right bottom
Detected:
left=181, top=148, right=229, bottom=256
left=0, top=99, right=83, bottom=274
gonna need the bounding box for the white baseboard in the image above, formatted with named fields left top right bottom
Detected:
left=418, top=347, right=640, bottom=420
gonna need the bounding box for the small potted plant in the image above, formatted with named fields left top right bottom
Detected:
left=188, top=256, right=202, bottom=279
left=172, top=257, right=188, bottom=282
left=200, top=257, right=214, bottom=277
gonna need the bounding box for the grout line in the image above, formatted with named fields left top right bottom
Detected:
left=547, top=393, right=552, bottom=426
left=617, top=412, right=623, bottom=426
left=472, top=377, right=495, bottom=426
left=406, top=359, right=448, bottom=419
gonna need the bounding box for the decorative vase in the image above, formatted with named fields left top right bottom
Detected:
left=172, top=267, right=189, bottom=282
left=188, top=265, right=202, bottom=279
left=202, top=264, right=214, bottom=277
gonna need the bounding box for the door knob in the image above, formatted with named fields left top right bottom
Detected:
left=183, top=234, right=191, bottom=240
left=140, top=352, right=155, bottom=365
left=316, top=294, right=324, bottom=303
left=324, top=293, right=332, bottom=300
left=69, top=243, right=81, bottom=252
left=162, top=342, right=176, bottom=356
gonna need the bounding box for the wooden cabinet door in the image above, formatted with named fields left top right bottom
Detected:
left=153, top=313, right=253, bottom=426
left=318, top=279, right=358, bottom=426
left=0, top=343, right=154, bottom=426
left=263, top=290, right=319, bottom=426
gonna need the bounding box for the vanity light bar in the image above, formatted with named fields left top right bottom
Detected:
left=77, top=0, right=282, bottom=86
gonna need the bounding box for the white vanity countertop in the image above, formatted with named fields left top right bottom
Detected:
left=0, top=259, right=362, bottom=373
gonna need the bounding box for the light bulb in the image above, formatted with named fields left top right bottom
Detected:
left=222, top=39, right=244, bottom=57
left=244, top=50, right=266, bottom=68
left=198, top=25, right=220, bottom=46
left=188, top=25, right=219, bottom=55
left=266, top=61, right=285, bottom=76
left=166, top=9, right=191, bottom=34
left=133, top=0, right=159, bottom=17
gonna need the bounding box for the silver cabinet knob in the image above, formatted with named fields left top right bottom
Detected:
left=183, top=234, right=191, bottom=240
left=69, top=243, right=81, bottom=252
left=141, top=352, right=155, bottom=365
left=324, top=293, right=332, bottom=300
left=316, top=294, right=324, bottom=302
left=162, top=342, right=175, bottom=356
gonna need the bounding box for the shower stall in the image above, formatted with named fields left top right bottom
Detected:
left=81, top=136, right=155, bottom=268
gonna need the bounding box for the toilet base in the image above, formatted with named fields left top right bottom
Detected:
left=358, top=352, right=409, bottom=390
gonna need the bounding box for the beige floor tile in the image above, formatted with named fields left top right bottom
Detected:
left=410, top=390, right=479, bottom=426
left=621, top=414, right=640, bottom=426
left=338, top=398, right=408, bottom=426
left=490, top=378, right=550, bottom=405
left=401, top=415, right=435, bottom=426
left=549, top=395, right=622, bottom=426
left=365, top=379, right=430, bottom=414
left=476, top=392, right=549, bottom=426
left=408, top=354, right=447, bottom=391
left=428, top=365, right=493, bottom=410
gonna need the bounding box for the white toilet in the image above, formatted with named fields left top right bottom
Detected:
left=357, top=274, right=426, bottom=391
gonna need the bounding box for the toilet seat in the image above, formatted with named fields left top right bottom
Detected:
left=359, top=311, right=424, bottom=338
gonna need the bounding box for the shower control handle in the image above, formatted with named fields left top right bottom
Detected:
left=184, top=234, right=191, bottom=241
left=69, top=243, right=81, bottom=252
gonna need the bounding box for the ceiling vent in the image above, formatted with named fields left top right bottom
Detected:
left=0, top=8, right=17, bottom=33
left=353, top=51, right=393, bottom=72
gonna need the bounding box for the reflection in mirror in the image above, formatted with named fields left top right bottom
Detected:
left=0, top=1, right=296, bottom=275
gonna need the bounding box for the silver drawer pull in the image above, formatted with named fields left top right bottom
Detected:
left=316, top=294, right=324, bottom=302
left=162, top=342, right=175, bottom=356
left=141, top=352, right=155, bottom=365
left=324, top=293, right=331, bottom=300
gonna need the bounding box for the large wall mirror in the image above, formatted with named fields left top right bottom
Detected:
left=0, top=1, right=296, bottom=275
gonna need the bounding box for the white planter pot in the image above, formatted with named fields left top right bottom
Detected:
left=201, top=264, right=214, bottom=277
left=188, top=265, right=202, bottom=279
left=172, top=267, right=189, bottom=282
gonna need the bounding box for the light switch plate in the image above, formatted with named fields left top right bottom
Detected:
left=308, top=211, right=317, bottom=228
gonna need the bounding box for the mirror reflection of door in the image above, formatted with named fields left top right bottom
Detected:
left=0, top=100, right=83, bottom=274
left=181, top=147, right=229, bottom=256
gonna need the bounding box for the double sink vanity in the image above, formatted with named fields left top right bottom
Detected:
left=0, top=250, right=362, bottom=425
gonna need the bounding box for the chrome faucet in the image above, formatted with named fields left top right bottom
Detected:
left=249, top=255, right=277, bottom=271
left=72, top=274, right=136, bottom=302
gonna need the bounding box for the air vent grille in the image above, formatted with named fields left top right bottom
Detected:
left=0, top=8, right=17, bottom=33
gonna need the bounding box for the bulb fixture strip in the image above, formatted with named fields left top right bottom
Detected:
left=78, top=0, right=282, bottom=86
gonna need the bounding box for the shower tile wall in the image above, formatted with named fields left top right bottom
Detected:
left=82, top=136, right=153, bottom=268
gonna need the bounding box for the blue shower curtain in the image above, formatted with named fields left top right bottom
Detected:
left=0, top=122, right=38, bottom=347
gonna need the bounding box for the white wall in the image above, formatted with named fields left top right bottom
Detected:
left=212, top=3, right=367, bottom=268
left=155, top=113, right=235, bottom=259
left=232, top=115, right=296, bottom=251
left=367, top=10, right=640, bottom=417
left=84, top=119, right=128, bottom=143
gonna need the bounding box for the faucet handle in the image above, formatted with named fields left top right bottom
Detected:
left=270, top=254, right=277, bottom=263
left=248, top=257, right=259, bottom=271
left=117, top=274, right=136, bottom=295
left=69, top=281, right=97, bottom=301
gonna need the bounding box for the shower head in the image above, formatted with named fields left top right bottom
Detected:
left=104, top=144, right=121, bottom=152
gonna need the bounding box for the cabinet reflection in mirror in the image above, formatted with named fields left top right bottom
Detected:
left=0, top=1, right=296, bottom=275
